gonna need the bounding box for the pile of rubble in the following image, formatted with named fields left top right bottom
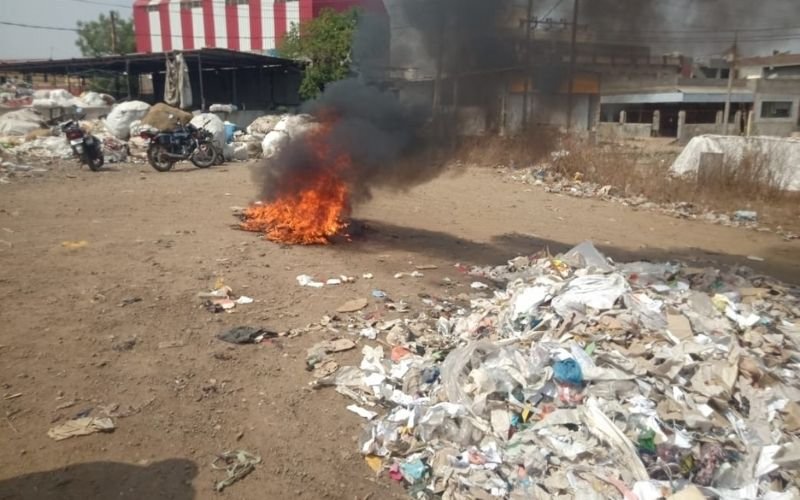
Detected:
left=508, top=157, right=798, bottom=241
left=310, top=242, right=800, bottom=499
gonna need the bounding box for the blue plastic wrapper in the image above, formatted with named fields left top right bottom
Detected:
left=400, top=459, right=427, bottom=483
left=553, top=358, right=584, bottom=386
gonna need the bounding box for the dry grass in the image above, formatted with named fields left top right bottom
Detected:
left=550, top=136, right=800, bottom=231
left=453, top=126, right=560, bottom=168
left=453, top=132, right=800, bottom=233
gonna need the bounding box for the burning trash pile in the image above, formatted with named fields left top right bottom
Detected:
left=240, top=80, right=435, bottom=246
left=241, top=118, right=352, bottom=244
left=312, top=241, right=800, bottom=498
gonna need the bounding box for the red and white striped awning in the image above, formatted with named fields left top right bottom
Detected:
left=132, top=0, right=386, bottom=54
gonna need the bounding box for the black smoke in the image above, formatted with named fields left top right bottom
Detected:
left=254, top=78, right=436, bottom=204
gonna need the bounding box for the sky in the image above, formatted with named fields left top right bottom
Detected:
left=0, top=0, right=127, bottom=60
left=0, top=0, right=798, bottom=61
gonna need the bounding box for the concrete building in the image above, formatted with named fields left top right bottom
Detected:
left=597, top=54, right=800, bottom=143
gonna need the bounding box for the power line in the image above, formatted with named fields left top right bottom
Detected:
left=57, top=0, right=132, bottom=8
left=0, top=20, right=78, bottom=32
left=539, top=0, right=566, bottom=21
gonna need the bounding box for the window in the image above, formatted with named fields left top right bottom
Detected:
left=181, top=0, right=201, bottom=9
left=146, top=4, right=159, bottom=12
left=226, top=0, right=249, bottom=5
left=761, top=101, right=793, bottom=119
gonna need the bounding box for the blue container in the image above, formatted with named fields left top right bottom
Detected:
left=224, top=122, right=237, bottom=143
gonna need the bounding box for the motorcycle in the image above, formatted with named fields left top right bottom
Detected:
left=140, top=123, right=218, bottom=172
left=61, top=118, right=104, bottom=171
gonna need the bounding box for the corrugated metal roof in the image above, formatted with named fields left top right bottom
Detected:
left=601, top=87, right=754, bottom=104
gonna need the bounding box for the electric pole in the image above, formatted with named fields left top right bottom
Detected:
left=521, top=0, right=533, bottom=130
left=565, top=0, right=579, bottom=130
left=110, top=11, right=118, bottom=54
left=722, top=32, right=738, bottom=135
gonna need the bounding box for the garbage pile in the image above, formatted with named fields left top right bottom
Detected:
left=1, top=92, right=311, bottom=173
left=509, top=155, right=798, bottom=241
left=314, top=242, right=800, bottom=499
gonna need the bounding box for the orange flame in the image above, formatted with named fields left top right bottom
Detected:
left=241, top=120, right=352, bottom=245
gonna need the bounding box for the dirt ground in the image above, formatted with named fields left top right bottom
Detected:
left=0, top=160, right=798, bottom=500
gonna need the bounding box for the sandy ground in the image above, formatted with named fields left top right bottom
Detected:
left=0, top=160, right=798, bottom=500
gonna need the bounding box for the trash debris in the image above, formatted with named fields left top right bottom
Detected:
left=296, top=274, right=324, bottom=288
left=311, top=240, right=800, bottom=498
left=47, top=417, right=115, bottom=441
left=212, top=450, right=261, bottom=492
left=347, top=405, right=378, bottom=420
left=217, top=326, right=275, bottom=345
left=470, top=281, right=489, bottom=289
left=157, top=340, right=185, bottom=349
left=198, top=284, right=253, bottom=312
left=337, top=298, right=368, bottom=313
left=734, top=210, right=759, bottom=222
left=61, top=240, right=88, bottom=250
left=395, top=271, right=424, bottom=279
left=306, top=338, right=356, bottom=370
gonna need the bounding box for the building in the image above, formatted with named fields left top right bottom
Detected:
left=597, top=53, right=800, bottom=142
left=132, top=0, right=386, bottom=54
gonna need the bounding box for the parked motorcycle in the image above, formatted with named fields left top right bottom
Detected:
left=61, top=118, right=104, bottom=171
left=140, top=123, right=218, bottom=172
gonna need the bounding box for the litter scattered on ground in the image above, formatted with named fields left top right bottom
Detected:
left=306, top=338, right=357, bottom=371
left=212, top=450, right=261, bottom=492
left=297, top=274, right=357, bottom=288
left=198, top=284, right=253, bottom=313
left=217, top=326, right=275, bottom=345
left=734, top=210, right=759, bottom=222
left=157, top=340, right=185, bottom=349
left=510, top=156, right=798, bottom=240
left=47, top=417, right=115, bottom=441
left=310, top=241, right=800, bottom=499
left=337, top=298, right=368, bottom=313
left=395, top=271, right=424, bottom=279
left=61, top=240, right=88, bottom=249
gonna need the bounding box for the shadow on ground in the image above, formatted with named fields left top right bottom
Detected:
left=345, top=220, right=800, bottom=284
left=0, top=459, right=197, bottom=500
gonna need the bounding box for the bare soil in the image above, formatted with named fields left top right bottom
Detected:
left=0, top=161, right=798, bottom=500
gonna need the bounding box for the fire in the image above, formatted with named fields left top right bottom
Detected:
left=241, top=172, right=350, bottom=244
left=241, top=120, right=352, bottom=245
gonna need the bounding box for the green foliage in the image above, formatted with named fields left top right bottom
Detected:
left=279, top=8, right=359, bottom=100
left=76, top=12, right=135, bottom=57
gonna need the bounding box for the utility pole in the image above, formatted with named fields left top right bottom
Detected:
left=521, top=0, right=533, bottom=130
left=110, top=11, right=118, bottom=54
left=722, top=32, right=738, bottom=135
left=565, top=0, right=579, bottom=130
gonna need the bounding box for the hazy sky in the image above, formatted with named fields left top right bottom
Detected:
left=0, top=0, right=122, bottom=59
left=1, top=0, right=798, bottom=61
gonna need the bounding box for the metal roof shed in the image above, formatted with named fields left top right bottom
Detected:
left=0, top=48, right=305, bottom=110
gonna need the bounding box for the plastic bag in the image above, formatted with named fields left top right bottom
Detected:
left=552, top=273, right=629, bottom=317
left=562, top=241, right=614, bottom=272
left=105, top=101, right=150, bottom=139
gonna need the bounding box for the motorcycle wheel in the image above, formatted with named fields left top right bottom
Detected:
left=190, top=143, right=216, bottom=168
left=147, top=144, right=175, bottom=172
left=87, top=150, right=104, bottom=171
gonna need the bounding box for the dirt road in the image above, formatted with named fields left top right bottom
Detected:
left=0, top=162, right=797, bottom=499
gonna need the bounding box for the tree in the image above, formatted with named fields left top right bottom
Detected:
left=76, top=11, right=135, bottom=57
left=279, top=8, right=359, bottom=100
